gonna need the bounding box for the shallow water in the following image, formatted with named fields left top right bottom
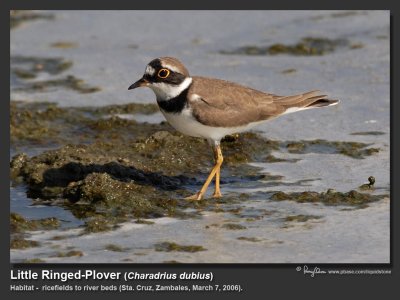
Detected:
left=10, top=10, right=390, bottom=263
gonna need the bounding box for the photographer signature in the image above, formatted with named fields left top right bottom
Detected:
left=296, top=265, right=326, bottom=277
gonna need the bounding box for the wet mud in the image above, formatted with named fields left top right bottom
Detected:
left=10, top=101, right=385, bottom=234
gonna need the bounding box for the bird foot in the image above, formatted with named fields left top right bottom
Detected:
left=185, top=192, right=203, bottom=201
left=212, top=191, right=222, bottom=198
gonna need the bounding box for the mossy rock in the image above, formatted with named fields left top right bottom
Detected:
left=10, top=237, right=39, bottom=249
left=222, top=223, right=247, bottom=230
left=271, top=189, right=387, bottom=207
left=104, top=244, right=126, bottom=252
left=220, top=37, right=351, bottom=56
left=237, top=237, right=262, bottom=242
left=53, top=250, right=83, bottom=257
left=154, top=242, right=206, bottom=252
left=10, top=11, right=54, bottom=29
left=10, top=212, right=60, bottom=233
left=284, top=214, right=322, bottom=222
left=283, top=139, right=380, bottom=159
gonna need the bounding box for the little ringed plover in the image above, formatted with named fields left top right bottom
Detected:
left=129, top=57, right=339, bottom=200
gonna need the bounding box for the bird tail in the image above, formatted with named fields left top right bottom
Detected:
left=304, top=97, right=340, bottom=108
left=277, top=90, right=339, bottom=114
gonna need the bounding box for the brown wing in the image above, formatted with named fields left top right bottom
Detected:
left=189, top=76, right=283, bottom=127
left=189, top=77, right=337, bottom=128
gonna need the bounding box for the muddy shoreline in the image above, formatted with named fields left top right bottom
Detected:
left=10, top=100, right=387, bottom=242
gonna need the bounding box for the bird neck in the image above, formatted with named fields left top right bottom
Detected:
left=151, top=77, right=192, bottom=101
left=157, top=79, right=192, bottom=114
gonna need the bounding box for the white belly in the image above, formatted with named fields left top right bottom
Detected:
left=160, top=107, right=263, bottom=142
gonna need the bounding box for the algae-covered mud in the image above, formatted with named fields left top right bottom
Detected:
left=10, top=10, right=54, bottom=30
left=11, top=56, right=101, bottom=94
left=10, top=11, right=389, bottom=263
left=9, top=101, right=389, bottom=262
left=219, top=37, right=357, bottom=56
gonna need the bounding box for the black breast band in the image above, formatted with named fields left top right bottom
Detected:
left=157, top=86, right=191, bottom=114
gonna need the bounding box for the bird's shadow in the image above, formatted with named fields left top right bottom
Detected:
left=35, top=161, right=198, bottom=200
left=35, top=162, right=278, bottom=202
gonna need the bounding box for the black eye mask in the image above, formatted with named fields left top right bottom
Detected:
left=146, top=59, right=187, bottom=85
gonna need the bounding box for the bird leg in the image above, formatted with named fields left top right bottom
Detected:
left=212, top=146, right=223, bottom=198
left=186, top=144, right=223, bottom=201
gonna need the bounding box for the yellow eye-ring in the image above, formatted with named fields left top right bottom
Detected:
left=157, top=68, right=170, bottom=79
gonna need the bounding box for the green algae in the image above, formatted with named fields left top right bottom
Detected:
left=54, top=250, right=83, bottom=257
left=10, top=213, right=59, bottom=250
left=68, top=173, right=172, bottom=213
left=83, top=215, right=122, bottom=233
left=86, top=116, right=137, bottom=130
left=10, top=56, right=101, bottom=96
left=10, top=112, right=384, bottom=234
left=50, top=42, right=78, bottom=49
left=10, top=10, right=54, bottom=30
left=11, top=139, right=194, bottom=225
left=135, top=219, right=155, bottom=225
left=271, top=189, right=387, bottom=207
left=220, top=37, right=352, bottom=56
left=10, top=115, right=383, bottom=230
left=221, top=132, right=280, bottom=165
left=286, top=142, right=306, bottom=153
left=50, top=235, right=68, bottom=240
left=10, top=153, right=28, bottom=179
left=265, top=154, right=300, bottom=163
left=10, top=212, right=60, bottom=233
left=10, top=101, right=165, bottom=147
left=10, top=100, right=384, bottom=231
left=84, top=103, right=159, bottom=116
left=281, top=68, right=297, bottom=74
left=265, top=154, right=285, bottom=163
left=227, top=207, right=243, bottom=214
left=11, top=56, right=73, bottom=78
left=350, top=131, right=386, bottom=136
left=23, top=258, right=46, bottom=263
left=154, top=242, right=207, bottom=252
left=10, top=237, right=39, bottom=249
left=104, top=244, right=126, bottom=252
left=283, top=139, right=380, bottom=159
left=15, top=75, right=101, bottom=94
left=284, top=215, right=322, bottom=222
left=222, top=223, right=247, bottom=230
left=270, top=37, right=349, bottom=55
left=237, top=237, right=262, bottom=242
left=13, top=69, right=36, bottom=79
left=350, top=43, right=364, bottom=49
left=10, top=101, right=74, bottom=146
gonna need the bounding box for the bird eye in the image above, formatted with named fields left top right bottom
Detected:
left=157, top=68, right=170, bottom=79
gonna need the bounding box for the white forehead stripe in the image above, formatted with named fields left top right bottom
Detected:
left=145, top=65, right=155, bottom=76
left=161, top=63, right=180, bottom=73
